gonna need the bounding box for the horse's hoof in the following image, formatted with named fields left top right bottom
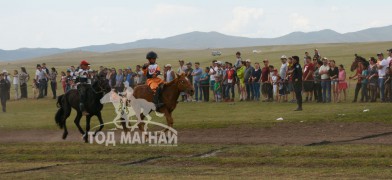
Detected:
left=62, top=132, right=68, bottom=140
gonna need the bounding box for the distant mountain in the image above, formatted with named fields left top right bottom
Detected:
left=2, top=25, right=392, bottom=61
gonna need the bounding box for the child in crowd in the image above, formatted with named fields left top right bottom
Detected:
left=271, top=69, right=279, bottom=102
left=60, top=71, right=67, bottom=93
left=337, top=64, right=348, bottom=102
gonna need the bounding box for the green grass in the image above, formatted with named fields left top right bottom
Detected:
left=1, top=42, right=392, bottom=179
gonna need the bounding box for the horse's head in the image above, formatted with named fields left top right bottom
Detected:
left=174, top=73, right=194, bottom=96
left=94, top=75, right=111, bottom=93
left=351, top=54, right=368, bottom=72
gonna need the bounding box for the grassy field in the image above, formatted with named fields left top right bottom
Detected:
left=1, top=42, right=392, bottom=179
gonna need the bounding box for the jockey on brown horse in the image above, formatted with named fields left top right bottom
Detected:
left=142, top=51, right=165, bottom=110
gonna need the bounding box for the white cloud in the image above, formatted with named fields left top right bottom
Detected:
left=290, top=13, right=310, bottom=30
left=224, top=6, right=264, bottom=34
left=330, top=6, right=339, bottom=12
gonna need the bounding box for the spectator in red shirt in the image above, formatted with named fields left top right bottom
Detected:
left=261, top=60, right=272, bottom=102
left=303, top=56, right=314, bottom=102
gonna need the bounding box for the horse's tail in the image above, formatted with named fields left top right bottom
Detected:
left=55, top=94, right=65, bottom=129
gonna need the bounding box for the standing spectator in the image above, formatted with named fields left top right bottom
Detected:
left=234, top=52, right=242, bottom=95
left=41, top=63, right=49, bottom=96
left=12, top=70, right=20, bottom=100
left=49, top=67, right=58, bottom=99
left=177, top=60, right=188, bottom=102
left=115, top=69, right=124, bottom=92
left=3, top=70, right=11, bottom=100
left=319, top=57, right=331, bottom=103
left=185, top=62, right=194, bottom=102
left=221, top=62, right=229, bottom=100
left=349, top=60, right=364, bottom=103
left=313, top=59, right=322, bottom=103
left=376, top=52, right=389, bottom=102
left=337, top=64, right=348, bottom=102
left=251, top=62, right=261, bottom=101
left=208, top=60, right=217, bottom=101
left=35, top=64, right=48, bottom=99
left=19, top=67, right=29, bottom=99
left=163, top=64, right=174, bottom=83
left=313, top=49, right=321, bottom=61
left=65, top=70, right=73, bottom=92
left=237, top=60, right=246, bottom=101
left=0, top=73, right=9, bottom=112
left=214, top=61, right=224, bottom=102
left=286, top=57, right=296, bottom=103
left=200, top=67, right=210, bottom=102
left=192, top=62, right=203, bottom=102
left=303, top=56, right=314, bottom=102
left=359, top=62, right=369, bottom=102
left=60, top=71, right=67, bottom=93
left=261, top=60, right=271, bottom=102
left=368, top=58, right=378, bottom=102
left=271, top=69, right=279, bottom=101
left=125, top=67, right=135, bottom=88
left=290, top=56, right=303, bottom=111
left=279, top=56, right=288, bottom=102
left=244, top=59, right=254, bottom=101
left=304, top=51, right=310, bottom=65
left=385, top=67, right=392, bottom=102
left=135, top=65, right=146, bottom=86
left=225, top=63, right=235, bottom=102
left=328, top=60, right=339, bottom=103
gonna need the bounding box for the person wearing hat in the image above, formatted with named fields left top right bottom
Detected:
left=289, top=56, right=303, bottom=111
left=164, top=64, right=175, bottom=83
left=0, top=72, right=10, bottom=112
left=279, top=56, right=288, bottom=102
left=35, top=64, right=48, bottom=99
left=74, top=60, right=92, bottom=115
left=319, top=57, right=331, bottom=103
left=177, top=60, right=188, bottom=101
left=142, top=51, right=165, bottom=108
left=377, top=52, right=390, bottom=102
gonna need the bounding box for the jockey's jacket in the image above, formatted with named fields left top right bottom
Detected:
left=142, top=63, right=164, bottom=91
left=74, top=68, right=92, bottom=84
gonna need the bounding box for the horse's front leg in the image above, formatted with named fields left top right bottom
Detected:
left=93, top=112, right=104, bottom=136
left=84, top=115, right=92, bottom=143
left=74, top=112, right=85, bottom=136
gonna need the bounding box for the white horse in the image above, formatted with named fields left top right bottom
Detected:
left=100, top=89, right=136, bottom=130
left=122, top=82, right=164, bottom=131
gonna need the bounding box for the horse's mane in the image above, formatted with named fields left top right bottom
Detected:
left=355, top=54, right=369, bottom=67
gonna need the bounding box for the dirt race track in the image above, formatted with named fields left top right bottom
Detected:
left=2, top=122, right=392, bottom=146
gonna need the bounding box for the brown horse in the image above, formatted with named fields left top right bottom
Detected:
left=350, top=54, right=369, bottom=72
left=129, top=73, right=194, bottom=131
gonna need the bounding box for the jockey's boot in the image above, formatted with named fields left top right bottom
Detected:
left=79, top=103, right=89, bottom=116
left=154, top=84, right=165, bottom=110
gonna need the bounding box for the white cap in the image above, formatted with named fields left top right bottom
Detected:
left=216, top=61, right=222, bottom=65
left=245, top=59, right=251, bottom=63
left=165, top=64, right=172, bottom=67
left=281, top=55, right=287, bottom=59
left=2, top=69, right=7, bottom=73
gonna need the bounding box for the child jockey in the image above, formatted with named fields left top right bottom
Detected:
left=142, top=51, right=165, bottom=109
left=75, top=60, right=91, bottom=116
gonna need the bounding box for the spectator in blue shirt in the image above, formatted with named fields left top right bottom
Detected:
left=192, top=62, right=203, bottom=102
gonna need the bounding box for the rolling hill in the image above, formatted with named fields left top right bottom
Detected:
left=1, top=25, right=392, bottom=61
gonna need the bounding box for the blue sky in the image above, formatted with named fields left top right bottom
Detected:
left=0, top=0, right=390, bottom=50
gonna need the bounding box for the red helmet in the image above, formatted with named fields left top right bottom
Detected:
left=80, top=60, right=90, bottom=66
